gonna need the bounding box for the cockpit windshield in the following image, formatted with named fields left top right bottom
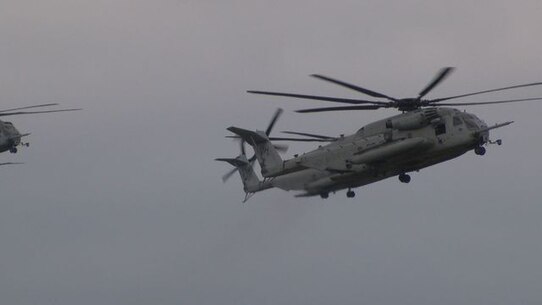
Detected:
left=462, top=114, right=479, bottom=130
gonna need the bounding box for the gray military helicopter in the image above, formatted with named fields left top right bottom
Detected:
left=0, top=103, right=81, bottom=155
left=217, top=67, right=542, bottom=201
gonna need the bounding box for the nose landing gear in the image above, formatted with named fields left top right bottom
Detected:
left=474, top=146, right=486, bottom=156
left=8, top=142, right=28, bottom=154
left=346, top=189, right=356, bottom=198
left=476, top=137, right=504, bottom=156
left=488, top=139, right=502, bottom=146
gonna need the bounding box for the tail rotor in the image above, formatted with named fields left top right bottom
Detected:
left=220, top=140, right=254, bottom=182
left=219, top=108, right=287, bottom=183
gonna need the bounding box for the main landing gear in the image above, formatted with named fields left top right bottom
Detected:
left=320, top=190, right=357, bottom=199
left=9, top=147, right=17, bottom=154
left=320, top=190, right=356, bottom=199
left=398, top=173, right=411, bottom=183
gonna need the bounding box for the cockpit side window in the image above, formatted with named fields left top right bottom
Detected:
left=453, top=116, right=463, bottom=126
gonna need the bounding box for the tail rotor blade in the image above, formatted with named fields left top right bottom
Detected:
left=221, top=167, right=238, bottom=183
left=265, top=108, right=283, bottom=136
left=240, top=140, right=246, bottom=155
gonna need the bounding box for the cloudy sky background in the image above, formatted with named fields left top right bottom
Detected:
left=1, top=0, right=542, bottom=304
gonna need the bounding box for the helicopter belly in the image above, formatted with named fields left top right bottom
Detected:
left=272, top=168, right=328, bottom=191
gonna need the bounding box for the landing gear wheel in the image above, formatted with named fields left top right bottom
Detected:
left=475, top=146, right=486, bottom=156
left=399, top=173, right=411, bottom=183
left=346, top=190, right=355, bottom=198
left=320, top=192, right=329, bottom=199
left=9, top=147, right=17, bottom=154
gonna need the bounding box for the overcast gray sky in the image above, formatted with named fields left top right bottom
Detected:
left=1, top=0, right=542, bottom=304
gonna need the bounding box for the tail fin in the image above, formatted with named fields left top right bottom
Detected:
left=226, top=127, right=283, bottom=177
left=215, top=155, right=260, bottom=193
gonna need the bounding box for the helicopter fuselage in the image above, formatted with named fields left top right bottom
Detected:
left=0, top=120, right=22, bottom=153
left=223, top=68, right=535, bottom=200
left=253, top=107, right=492, bottom=197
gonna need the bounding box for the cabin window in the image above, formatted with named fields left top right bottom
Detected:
left=356, top=127, right=364, bottom=135
left=435, top=123, right=446, bottom=135
left=453, top=116, right=463, bottom=126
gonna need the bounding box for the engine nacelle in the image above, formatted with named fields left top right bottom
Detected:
left=386, top=112, right=427, bottom=130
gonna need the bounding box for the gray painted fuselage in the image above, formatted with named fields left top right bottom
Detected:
left=247, top=107, right=492, bottom=197
left=0, top=120, right=22, bottom=153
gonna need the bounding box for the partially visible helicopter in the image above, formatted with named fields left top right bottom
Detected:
left=217, top=68, right=542, bottom=201
left=0, top=103, right=81, bottom=154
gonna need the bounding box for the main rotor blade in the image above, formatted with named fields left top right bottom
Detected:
left=247, top=90, right=388, bottom=105
left=0, top=108, right=82, bottom=117
left=265, top=108, right=283, bottom=136
left=432, top=97, right=542, bottom=106
left=281, top=131, right=337, bottom=140
left=0, top=103, right=59, bottom=113
left=0, top=162, right=24, bottom=166
left=311, top=74, right=398, bottom=101
left=432, top=82, right=542, bottom=102
left=296, top=105, right=383, bottom=113
left=418, top=67, right=455, bottom=99
left=268, top=137, right=333, bottom=142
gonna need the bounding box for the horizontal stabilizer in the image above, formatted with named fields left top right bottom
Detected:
left=227, top=127, right=268, bottom=145
left=215, top=157, right=249, bottom=167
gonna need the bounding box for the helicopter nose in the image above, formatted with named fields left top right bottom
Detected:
left=477, top=129, right=489, bottom=145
